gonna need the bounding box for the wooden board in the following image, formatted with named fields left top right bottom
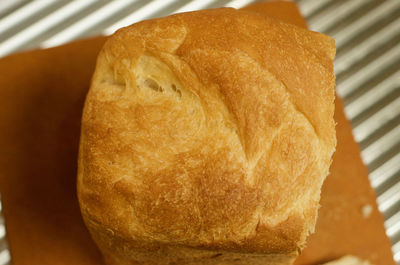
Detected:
left=0, top=1, right=395, bottom=265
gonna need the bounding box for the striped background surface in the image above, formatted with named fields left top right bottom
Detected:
left=0, top=0, right=399, bottom=264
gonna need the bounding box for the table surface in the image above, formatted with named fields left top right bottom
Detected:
left=0, top=0, right=399, bottom=264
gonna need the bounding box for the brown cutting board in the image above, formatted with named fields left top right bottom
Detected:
left=0, top=1, right=395, bottom=265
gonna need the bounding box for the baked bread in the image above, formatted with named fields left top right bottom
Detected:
left=77, top=7, right=336, bottom=265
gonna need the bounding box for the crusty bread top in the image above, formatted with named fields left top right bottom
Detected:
left=78, top=7, right=336, bottom=254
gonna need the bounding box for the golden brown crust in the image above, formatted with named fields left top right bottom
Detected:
left=240, top=1, right=308, bottom=29
left=77, top=7, right=336, bottom=264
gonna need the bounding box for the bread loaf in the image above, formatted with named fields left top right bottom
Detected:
left=77, top=7, right=336, bottom=265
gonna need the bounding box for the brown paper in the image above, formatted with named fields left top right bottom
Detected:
left=0, top=2, right=395, bottom=265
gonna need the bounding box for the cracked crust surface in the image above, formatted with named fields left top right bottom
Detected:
left=77, top=7, right=336, bottom=265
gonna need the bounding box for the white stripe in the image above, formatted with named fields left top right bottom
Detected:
left=308, top=0, right=374, bottom=32
left=360, top=121, right=400, bottom=164
left=378, top=180, right=400, bottom=213
left=0, top=226, right=4, bottom=239
left=345, top=70, right=400, bottom=120
left=0, top=0, right=97, bottom=58
left=0, top=0, right=26, bottom=17
left=225, top=0, right=255, bottom=9
left=393, top=241, right=400, bottom=262
left=297, top=0, right=331, bottom=18
left=386, top=211, right=400, bottom=237
left=395, top=251, right=400, bottom=263
left=333, top=0, right=400, bottom=47
left=0, top=250, right=10, bottom=265
left=172, top=0, right=216, bottom=14
left=335, top=17, right=400, bottom=75
left=337, top=43, right=400, bottom=98
left=370, top=152, right=400, bottom=189
left=41, top=0, right=138, bottom=49
left=104, top=0, right=177, bottom=36
left=0, top=0, right=55, bottom=36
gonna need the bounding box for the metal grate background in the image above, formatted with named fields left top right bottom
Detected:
left=0, top=0, right=399, bottom=264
